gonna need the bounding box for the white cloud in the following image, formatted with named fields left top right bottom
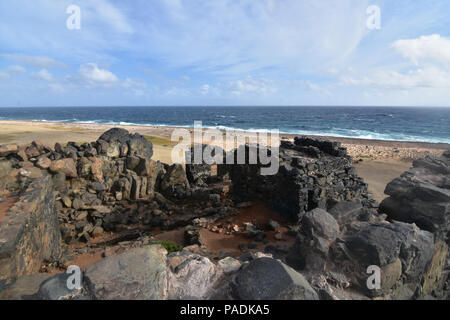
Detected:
left=0, top=71, right=10, bottom=80
left=3, top=54, right=66, bottom=69
left=6, top=65, right=26, bottom=74
left=91, top=0, right=134, bottom=34
left=392, top=34, right=450, bottom=66
left=227, top=77, right=276, bottom=96
left=30, top=68, right=53, bottom=81
left=341, top=67, right=450, bottom=90
left=78, top=63, right=118, bottom=84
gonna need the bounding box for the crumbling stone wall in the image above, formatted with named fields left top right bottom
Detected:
left=225, top=137, right=371, bottom=222
left=0, top=175, right=61, bottom=281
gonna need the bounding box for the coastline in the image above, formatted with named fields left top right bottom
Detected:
left=1, top=119, right=448, bottom=158
left=1, top=119, right=448, bottom=203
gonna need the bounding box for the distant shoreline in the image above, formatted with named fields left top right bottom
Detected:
left=1, top=119, right=449, bottom=150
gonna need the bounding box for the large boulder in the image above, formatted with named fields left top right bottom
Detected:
left=49, top=158, right=78, bottom=178
left=287, top=208, right=339, bottom=271
left=345, top=221, right=434, bottom=295
left=85, top=245, right=168, bottom=300
left=167, top=250, right=224, bottom=300
left=0, top=176, right=61, bottom=280
left=0, top=144, right=18, bottom=157
left=97, top=128, right=153, bottom=159
left=231, top=258, right=319, bottom=300
left=380, top=154, right=450, bottom=238
left=160, top=164, right=190, bottom=198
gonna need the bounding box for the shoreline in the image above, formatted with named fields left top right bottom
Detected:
left=1, top=119, right=449, bottom=148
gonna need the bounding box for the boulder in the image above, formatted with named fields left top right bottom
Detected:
left=287, top=208, right=339, bottom=271
left=346, top=221, right=434, bottom=286
left=160, top=164, right=190, bottom=198
left=97, top=128, right=153, bottom=159
left=217, top=257, right=242, bottom=275
left=380, top=153, right=450, bottom=239
left=33, top=273, right=83, bottom=300
left=35, top=156, right=51, bottom=169
left=231, top=258, right=318, bottom=300
left=85, top=245, right=168, bottom=300
left=0, top=144, right=18, bottom=157
left=49, top=158, right=78, bottom=178
left=167, top=250, right=224, bottom=300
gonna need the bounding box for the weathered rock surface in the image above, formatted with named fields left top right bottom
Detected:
left=97, top=128, right=153, bottom=159
left=85, top=245, right=168, bottom=300
left=0, top=176, right=61, bottom=281
left=167, top=250, right=224, bottom=300
left=49, top=158, right=78, bottom=178
left=231, top=258, right=319, bottom=300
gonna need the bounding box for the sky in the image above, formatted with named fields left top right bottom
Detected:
left=0, top=0, right=450, bottom=107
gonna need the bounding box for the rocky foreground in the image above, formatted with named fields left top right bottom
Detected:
left=0, top=128, right=448, bottom=300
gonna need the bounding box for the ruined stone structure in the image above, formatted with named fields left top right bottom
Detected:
left=225, top=137, right=372, bottom=222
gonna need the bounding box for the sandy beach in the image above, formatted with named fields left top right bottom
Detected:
left=1, top=120, right=449, bottom=202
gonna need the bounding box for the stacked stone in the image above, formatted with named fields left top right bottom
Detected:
left=224, top=137, right=371, bottom=223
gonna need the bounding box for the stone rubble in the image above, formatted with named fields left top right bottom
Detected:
left=0, top=128, right=449, bottom=300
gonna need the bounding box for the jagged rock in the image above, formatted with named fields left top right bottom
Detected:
left=184, top=225, right=202, bottom=246
left=97, top=128, right=153, bottom=159
left=160, top=164, right=190, bottom=198
left=35, top=156, right=51, bottom=169
left=85, top=245, right=168, bottom=300
left=49, top=158, right=77, bottom=178
left=302, top=208, right=340, bottom=241
left=287, top=208, right=339, bottom=271
left=265, top=219, right=280, bottom=231
left=380, top=154, right=450, bottom=238
left=32, top=273, right=84, bottom=300
left=217, top=257, right=241, bottom=275
left=25, top=144, right=40, bottom=158
left=0, top=144, right=18, bottom=157
left=0, top=176, right=61, bottom=280
left=345, top=221, right=434, bottom=295
left=167, top=250, right=224, bottom=300
left=0, top=274, right=50, bottom=300
left=90, top=182, right=106, bottom=192
left=231, top=258, right=318, bottom=300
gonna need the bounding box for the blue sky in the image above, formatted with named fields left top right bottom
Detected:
left=1, top=0, right=450, bottom=107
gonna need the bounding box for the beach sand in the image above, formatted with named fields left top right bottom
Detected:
left=1, top=120, right=448, bottom=202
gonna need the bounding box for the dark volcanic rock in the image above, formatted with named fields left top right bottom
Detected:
left=380, top=153, right=450, bottom=238
left=97, top=128, right=153, bottom=159
left=0, top=176, right=61, bottom=280
left=231, top=258, right=318, bottom=300
left=85, top=245, right=167, bottom=300
left=346, top=222, right=434, bottom=280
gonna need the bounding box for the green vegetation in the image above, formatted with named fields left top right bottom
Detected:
left=151, top=240, right=183, bottom=254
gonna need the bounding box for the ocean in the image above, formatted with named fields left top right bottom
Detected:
left=0, top=106, right=449, bottom=144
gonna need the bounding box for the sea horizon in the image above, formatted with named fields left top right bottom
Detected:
left=1, top=106, right=450, bottom=144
